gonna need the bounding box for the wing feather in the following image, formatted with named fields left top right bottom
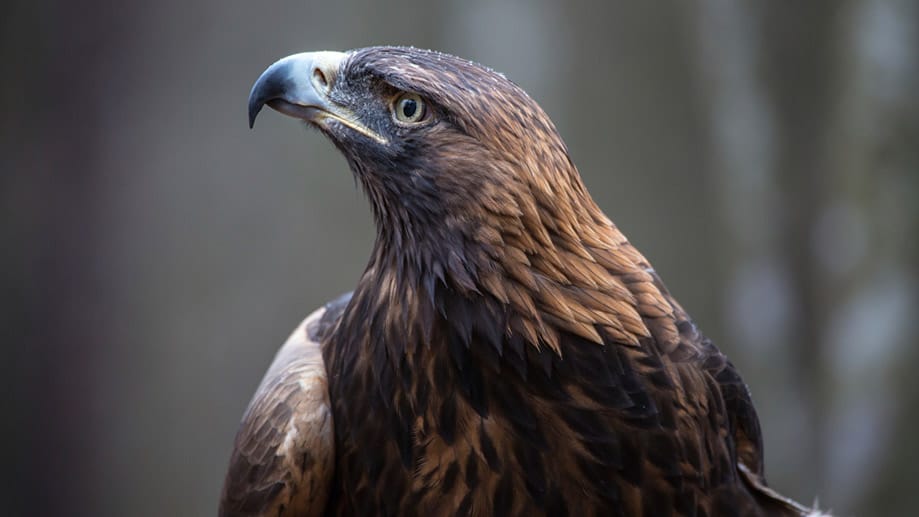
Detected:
left=220, top=305, right=336, bottom=517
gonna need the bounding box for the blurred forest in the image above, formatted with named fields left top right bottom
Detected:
left=3, top=1, right=917, bottom=516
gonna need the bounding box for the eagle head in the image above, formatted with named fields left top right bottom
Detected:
left=248, top=47, right=603, bottom=297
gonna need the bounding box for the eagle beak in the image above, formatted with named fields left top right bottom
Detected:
left=247, top=51, right=347, bottom=129
left=248, top=51, right=387, bottom=143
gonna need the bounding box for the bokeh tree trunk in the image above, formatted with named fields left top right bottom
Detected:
left=691, top=1, right=919, bottom=513
left=2, top=2, right=140, bottom=514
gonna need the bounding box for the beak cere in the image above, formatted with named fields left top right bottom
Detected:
left=247, top=51, right=347, bottom=128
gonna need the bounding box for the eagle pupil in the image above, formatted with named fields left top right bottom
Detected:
left=401, top=99, right=417, bottom=118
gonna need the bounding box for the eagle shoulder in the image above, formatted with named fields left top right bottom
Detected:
left=220, top=295, right=349, bottom=517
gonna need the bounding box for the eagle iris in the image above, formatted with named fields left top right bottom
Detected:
left=393, top=92, right=426, bottom=124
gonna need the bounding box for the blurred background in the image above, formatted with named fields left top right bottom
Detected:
left=3, top=1, right=917, bottom=515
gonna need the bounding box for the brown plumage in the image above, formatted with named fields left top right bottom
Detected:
left=221, top=47, right=825, bottom=516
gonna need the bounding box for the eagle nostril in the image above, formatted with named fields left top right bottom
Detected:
left=313, top=67, right=329, bottom=91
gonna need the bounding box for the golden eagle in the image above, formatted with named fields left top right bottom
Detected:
left=220, top=47, right=826, bottom=517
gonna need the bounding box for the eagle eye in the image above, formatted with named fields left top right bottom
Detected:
left=392, top=92, right=427, bottom=124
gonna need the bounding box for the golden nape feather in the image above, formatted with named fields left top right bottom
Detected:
left=221, top=47, right=831, bottom=517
